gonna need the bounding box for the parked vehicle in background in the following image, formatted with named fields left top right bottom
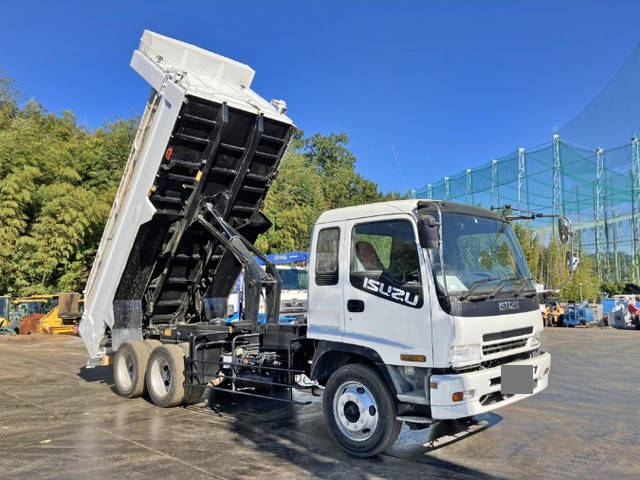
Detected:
left=0, top=296, right=9, bottom=328
left=0, top=296, right=58, bottom=335
left=222, top=255, right=309, bottom=320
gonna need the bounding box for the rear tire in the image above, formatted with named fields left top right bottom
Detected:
left=143, top=339, right=162, bottom=352
left=113, top=341, right=150, bottom=398
left=146, top=344, right=187, bottom=407
left=323, top=363, right=401, bottom=457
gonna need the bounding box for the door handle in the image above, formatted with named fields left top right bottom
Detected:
left=347, top=299, right=365, bottom=312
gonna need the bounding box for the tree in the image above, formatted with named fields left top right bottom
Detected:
left=512, top=221, right=599, bottom=301
left=0, top=75, right=137, bottom=294
left=257, top=131, right=396, bottom=253
left=0, top=75, right=399, bottom=294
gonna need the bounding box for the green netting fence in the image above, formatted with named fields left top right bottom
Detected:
left=415, top=135, right=640, bottom=284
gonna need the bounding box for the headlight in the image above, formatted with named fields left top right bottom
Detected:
left=529, top=332, right=542, bottom=349
left=450, top=344, right=482, bottom=365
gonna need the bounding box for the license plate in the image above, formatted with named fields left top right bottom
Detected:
left=501, top=364, right=534, bottom=394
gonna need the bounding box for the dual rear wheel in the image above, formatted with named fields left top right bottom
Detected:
left=113, top=341, right=202, bottom=407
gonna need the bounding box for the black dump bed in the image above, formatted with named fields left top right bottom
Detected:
left=114, top=95, right=294, bottom=329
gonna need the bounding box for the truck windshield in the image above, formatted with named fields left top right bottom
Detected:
left=279, top=268, right=308, bottom=291
left=430, top=213, right=534, bottom=298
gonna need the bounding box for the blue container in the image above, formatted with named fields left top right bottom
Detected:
left=602, top=298, right=616, bottom=314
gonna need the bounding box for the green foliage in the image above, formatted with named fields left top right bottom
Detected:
left=512, top=222, right=599, bottom=301
left=0, top=76, right=400, bottom=295
left=257, top=131, right=399, bottom=253
left=600, top=280, right=626, bottom=297
left=0, top=77, right=137, bottom=295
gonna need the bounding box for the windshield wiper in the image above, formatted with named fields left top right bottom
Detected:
left=459, top=277, right=500, bottom=301
left=460, top=276, right=527, bottom=301
left=486, top=276, right=525, bottom=298
left=514, top=277, right=537, bottom=297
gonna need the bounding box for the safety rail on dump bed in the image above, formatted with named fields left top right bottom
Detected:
left=80, top=30, right=295, bottom=362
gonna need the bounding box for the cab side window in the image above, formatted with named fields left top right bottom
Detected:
left=315, top=227, right=340, bottom=286
left=351, top=220, right=421, bottom=284
left=350, top=219, right=423, bottom=307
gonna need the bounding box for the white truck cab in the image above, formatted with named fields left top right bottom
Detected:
left=307, top=199, right=549, bottom=423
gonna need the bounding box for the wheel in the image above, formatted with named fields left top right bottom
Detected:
left=183, top=388, right=204, bottom=405
left=143, top=339, right=162, bottom=352
left=113, top=341, right=150, bottom=398
left=323, top=363, right=401, bottom=457
left=175, top=341, right=203, bottom=404
left=146, top=344, right=187, bottom=407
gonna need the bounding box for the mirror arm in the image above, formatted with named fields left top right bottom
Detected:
left=416, top=201, right=448, bottom=295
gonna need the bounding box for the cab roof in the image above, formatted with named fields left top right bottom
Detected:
left=315, top=199, right=505, bottom=224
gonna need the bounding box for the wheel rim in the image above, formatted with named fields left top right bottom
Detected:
left=333, top=381, right=379, bottom=442
left=116, top=350, right=135, bottom=390
left=149, top=355, right=172, bottom=397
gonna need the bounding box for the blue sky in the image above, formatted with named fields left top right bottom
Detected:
left=1, top=1, right=639, bottom=193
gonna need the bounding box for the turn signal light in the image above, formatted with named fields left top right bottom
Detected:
left=164, top=328, right=172, bottom=337
left=452, top=390, right=475, bottom=402
left=400, top=354, right=426, bottom=362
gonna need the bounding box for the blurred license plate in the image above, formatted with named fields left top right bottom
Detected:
left=501, top=364, right=534, bottom=394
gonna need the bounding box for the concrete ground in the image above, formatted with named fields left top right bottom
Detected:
left=0, top=328, right=639, bottom=480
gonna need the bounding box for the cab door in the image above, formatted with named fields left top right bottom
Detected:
left=307, top=224, right=345, bottom=342
left=342, top=215, right=431, bottom=364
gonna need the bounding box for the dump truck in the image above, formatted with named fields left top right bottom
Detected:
left=81, top=31, right=565, bottom=457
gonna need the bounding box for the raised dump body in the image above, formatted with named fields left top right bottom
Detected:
left=80, top=31, right=294, bottom=361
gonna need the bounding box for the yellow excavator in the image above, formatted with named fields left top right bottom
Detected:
left=20, top=293, right=83, bottom=335
left=0, top=296, right=54, bottom=334
left=0, top=296, right=10, bottom=329
left=0, top=294, right=82, bottom=335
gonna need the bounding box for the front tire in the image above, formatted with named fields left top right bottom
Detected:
left=113, top=341, right=150, bottom=398
left=323, top=363, right=401, bottom=457
left=146, top=344, right=187, bottom=407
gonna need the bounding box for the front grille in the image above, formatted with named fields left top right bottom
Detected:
left=280, top=299, right=307, bottom=314
left=482, top=338, right=528, bottom=355
left=483, top=326, right=533, bottom=342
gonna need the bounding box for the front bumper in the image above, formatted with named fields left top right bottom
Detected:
left=430, top=351, right=550, bottom=419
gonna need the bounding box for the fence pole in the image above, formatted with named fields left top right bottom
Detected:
left=491, top=159, right=499, bottom=208
left=593, top=182, right=601, bottom=279
left=632, top=137, right=640, bottom=283
left=596, top=147, right=608, bottom=281
left=466, top=168, right=473, bottom=205
left=552, top=134, right=564, bottom=235
left=517, top=147, right=528, bottom=211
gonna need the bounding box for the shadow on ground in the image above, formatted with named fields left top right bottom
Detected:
left=77, top=365, right=114, bottom=385
left=199, top=388, right=504, bottom=479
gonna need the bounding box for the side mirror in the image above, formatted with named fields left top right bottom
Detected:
left=558, top=216, right=573, bottom=244
left=418, top=215, right=440, bottom=249
left=567, top=251, right=580, bottom=272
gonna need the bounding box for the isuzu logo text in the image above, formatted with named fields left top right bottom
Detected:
left=362, top=277, right=420, bottom=306
left=498, top=300, right=520, bottom=311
